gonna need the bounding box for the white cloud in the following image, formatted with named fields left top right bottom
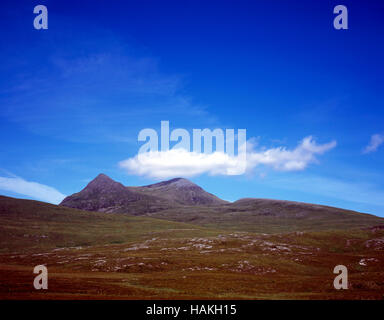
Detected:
left=119, top=149, right=246, bottom=179
left=363, top=134, right=384, bottom=153
left=119, top=136, right=336, bottom=179
left=0, top=176, right=66, bottom=204
left=247, top=136, right=336, bottom=171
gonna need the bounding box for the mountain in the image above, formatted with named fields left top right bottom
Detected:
left=60, top=174, right=171, bottom=214
left=60, top=174, right=226, bottom=214
left=58, top=173, right=384, bottom=233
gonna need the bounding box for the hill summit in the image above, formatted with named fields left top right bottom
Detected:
left=134, top=177, right=227, bottom=206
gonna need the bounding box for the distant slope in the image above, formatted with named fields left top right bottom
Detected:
left=229, top=197, right=379, bottom=219
left=148, top=198, right=384, bottom=233
left=0, top=195, right=216, bottom=253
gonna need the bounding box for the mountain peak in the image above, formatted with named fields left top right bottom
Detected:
left=168, top=178, right=200, bottom=188
left=138, top=177, right=227, bottom=205
left=94, top=173, right=113, bottom=181
left=84, top=173, right=123, bottom=192
left=60, top=173, right=143, bottom=212
left=145, top=177, right=197, bottom=189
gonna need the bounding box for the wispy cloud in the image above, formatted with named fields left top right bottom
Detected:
left=0, top=175, right=66, bottom=204
left=1, top=33, right=215, bottom=144
left=363, top=134, right=384, bottom=154
left=119, top=136, right=336, bottom=179
left=247, top=136, right=336, bottom=171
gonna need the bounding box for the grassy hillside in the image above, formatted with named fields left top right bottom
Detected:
left=147, top=199, right=384, bottom=233
left=0, top=196, right=219, bottom=253
left=1, top=195, right=384, bottom=299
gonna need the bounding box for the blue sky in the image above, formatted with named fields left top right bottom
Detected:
left=1, top=0, right=384, bottom=216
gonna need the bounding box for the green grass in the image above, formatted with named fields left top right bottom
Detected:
left=0, top=196, right=220, bottom=253
left=150, top=205, right=384, bottom=233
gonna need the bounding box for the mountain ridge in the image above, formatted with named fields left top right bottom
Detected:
left=57, top=174, right=384, bottom=233
left=60, top=174, right=227, bottom=214
left=0, top=190, right=382, bottom=233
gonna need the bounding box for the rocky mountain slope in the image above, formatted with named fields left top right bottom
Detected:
left=60, top=174, right=226, bottom=214
left=59, top=174, right=172, bottom=214
left=130, top=177, right=228, bottom=206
